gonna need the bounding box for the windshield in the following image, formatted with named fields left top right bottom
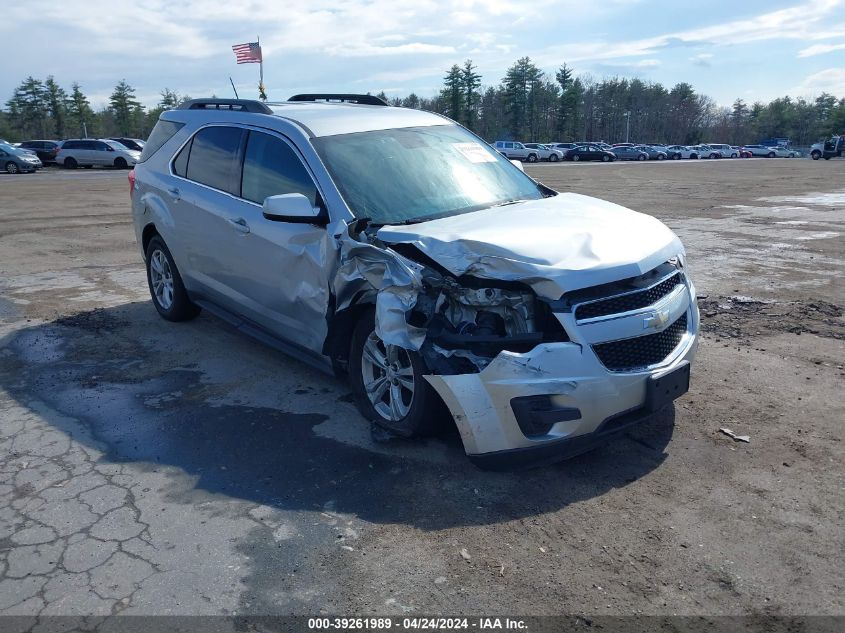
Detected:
left=0, top=143, right=27, bottom=156
left=313, top=125, right=546, bottom=225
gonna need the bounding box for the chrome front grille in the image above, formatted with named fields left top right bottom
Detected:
left=575, top=271, right=683, bottom=321
left=592, top=313, right=688, bottom=371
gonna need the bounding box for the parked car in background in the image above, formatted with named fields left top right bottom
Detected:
left=769, top=146, right=797, bottom=158
left=523, top=143, right=564, bottom=162
left=742, top=144, right=779, bottom=158
left=110, top=137, right=146, bottom=151
left=0, top=142, right=43, bottom=173
left=738, top=147, right=753, bottom=158
left=550, top=142, right=578, bottom=153
left=634, top=145, right=667, bottom=160
left=565, top=144, right=616, bottom=162
left=493, top=141, right=539, bottom=162
left=611, top=145, right=649, bottom=161
left=665, top=145, right=699, bottom=159
left=693, top=144, right=723, bottom=159
left=706, top=143, right=737, bottom=158
left=56, top=139, right=141, bottom=169
left=18, top=140, right=61, bottom=164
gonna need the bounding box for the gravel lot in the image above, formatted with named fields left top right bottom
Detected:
left=0, top=159, right=843, bottom=619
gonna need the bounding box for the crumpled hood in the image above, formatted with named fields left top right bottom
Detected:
left=376, top=192, right=683, bottom=299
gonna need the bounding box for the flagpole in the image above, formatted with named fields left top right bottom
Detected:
left=257, top=35, right=265, bottom=101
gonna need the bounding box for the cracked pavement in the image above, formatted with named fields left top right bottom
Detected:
left=0, top=164, right=843, bottom=621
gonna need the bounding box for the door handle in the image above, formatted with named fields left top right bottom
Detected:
left=227, top=217, right=250, bottom=234
left=166, top=186, right=181, bottom=201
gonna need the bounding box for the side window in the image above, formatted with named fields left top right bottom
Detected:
left=185, top=126, right=244, bottom=194
left=84, top=141, right=98, bottom=150
left=241, top=131, right=317, bottom=206
left=64, top=141, right=79, bottom=149
left=172, top=139, right=191, bottom=178
left=94, top=142, right=109, bottom=151
left=505, top=142, right=514, bottom=149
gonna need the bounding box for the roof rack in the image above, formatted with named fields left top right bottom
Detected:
left=288, top=93, right=389, bottom=106
left=178, top=99, right=273, bottom=114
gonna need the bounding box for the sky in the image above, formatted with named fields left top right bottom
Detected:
left=2, top=0, right=845, bottom=110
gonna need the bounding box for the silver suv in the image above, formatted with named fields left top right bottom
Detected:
left=56, top=139, right=141, bottom=169
left=493, top=141, right=539, bottom=162
left=131, top=96, right=699, bottom=469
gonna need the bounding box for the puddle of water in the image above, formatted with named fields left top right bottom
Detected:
left=758, top=191, right=845, bottom=206
left=795, top=231, right=840, bottom=241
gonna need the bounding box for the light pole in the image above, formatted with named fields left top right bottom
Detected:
left=625, top=111, right=630, bottom=143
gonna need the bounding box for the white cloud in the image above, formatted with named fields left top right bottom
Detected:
left=798, top=42, right=845, bottom=57
left=791, top=68, right=845, bottom=96
left=690, top=53, right=714, bottom=67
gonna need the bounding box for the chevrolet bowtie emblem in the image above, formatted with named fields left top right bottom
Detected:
left=644, top=309, right=671, bottom=330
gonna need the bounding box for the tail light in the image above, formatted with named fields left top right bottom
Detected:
left=128, top=169, right=136, bottom=197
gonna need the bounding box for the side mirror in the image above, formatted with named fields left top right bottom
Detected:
left=262, top=193, right=322, bottom=223
left=510, top=160, right=525, bottom=172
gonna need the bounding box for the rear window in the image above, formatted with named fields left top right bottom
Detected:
left=138, top=120, right=184, bottom=163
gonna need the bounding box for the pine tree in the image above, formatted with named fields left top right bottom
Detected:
left=461, top=60, right=481, bottom=130
left=502, top=57, right=542, bottom=139
left=44, top=77, right=68, bottom=139
left=109, top=80, right=142, bottom=136
left=66, top=83, right=95, bottom=138
left=5, top=77, right=48, bottom=139
left=440, top=65, right=463, bottom=123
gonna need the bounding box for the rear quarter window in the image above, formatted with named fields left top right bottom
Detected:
left=185, top=126, right=244, bottom=194
left=138, top=120, right=185, bottom=163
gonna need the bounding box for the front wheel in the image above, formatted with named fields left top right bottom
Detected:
left=657, top=154, right=665, bottom=160
left=114, top=157, right=128, bottom=169
left=672, top=153, right=681, bottom=160
left=349, top=311, right=439, bottom=437
left=601, top=155, right=610, bottom=162
left=549, top=154, right=559, bottom=162
left=768, top=152, right=776, bottom=158
left=145, top=236, right=201, bottom=322
left=526, top=153, right=538, bottom=163
left=637, top=154, right=646, bottom=161
left=5, top=161, right=19, bottom=174
left=64, top=157, right=78, bottom=169
left=572, top=154, right=580, bottom=162
left=811, top=150, right=821, bottom=160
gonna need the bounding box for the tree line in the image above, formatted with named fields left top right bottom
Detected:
left=3, top=58, right=844, bottom=146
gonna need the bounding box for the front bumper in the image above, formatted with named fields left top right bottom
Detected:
left=425, top=293, right=699, bottom=469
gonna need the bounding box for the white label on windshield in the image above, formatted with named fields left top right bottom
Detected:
left=452, top=142, right=497, bottom=163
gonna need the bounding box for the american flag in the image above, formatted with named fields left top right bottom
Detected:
left=232, top=42, right=262, bottom=64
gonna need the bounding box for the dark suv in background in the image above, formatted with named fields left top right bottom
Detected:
left=18, top=140, right=61, bottom=164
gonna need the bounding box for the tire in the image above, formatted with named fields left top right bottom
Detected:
left=549, top=154, right=559, bottom=162
left=811, top=151, right=821, bottom=160
left=691, top=154, right=699, bottom=160
left=572, top=154, right=580, bottom=162
left=731, top=153, right=738, bottom=158
left=601, top=155, right=610, bottom=162
left=114, top=157, right=128, bottom=169
left=768, top=152, right=776, bottom=158
left=710, top=153, right=718, bottom=160
left=527, top=153, right=538, bottom=163
left=637, top=154, right=646, bottom=161
left=672, top=153, right=680, bottom=160
left=5, top=161, right=19, bottom=174
left=657, top=154, right=665, bottom=160
left=64, top=157, right=78, bottom=169
left=145, top=235, right=201, bottom=322
left=349, top=310, right=439, bottom=437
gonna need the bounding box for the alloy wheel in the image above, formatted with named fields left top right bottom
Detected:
left=361, top=331, right=415, bottom=422
left=149, top=249, right=174, bottom=310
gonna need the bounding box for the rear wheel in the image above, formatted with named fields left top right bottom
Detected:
left=549, top=153, right=558, bottom=162
left=637, top=154, right=646, bottom=161
left=672, top=153, right=681, bottom=160
left=526, top=153, right=538, bottom=163
left=710, top=153, right=719, bottom=159
left=572, top=154, right=580, bottom=162
left=767, top=151, right=776, bottom=158
left=64, top=157, right=78, bottom=169
left=5, top=162, right=19, bottom=174
left=349, top=311, right=440, bottom=437
left=657, top=154, right=665, bottom=160
left=114, top=157, right=128, bottom=169
left=811, top=150, right=821, bottom=160
left=145, top=236, right=201, bottom=322
left=601, top=154, right=610, bottom=162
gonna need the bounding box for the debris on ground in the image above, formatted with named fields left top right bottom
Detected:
left=719, top=428, right=751, bottom=443
left=459, top=548, right=471, bottom=561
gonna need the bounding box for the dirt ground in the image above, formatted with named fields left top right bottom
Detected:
left=0, top=159, right=843, bottom=619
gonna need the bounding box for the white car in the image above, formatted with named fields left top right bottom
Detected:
left=705, top=143, right=738, bottom=158
left=131, top=95, right=699, bottom=468
left=665, top=145, right=700, bottom=159
left=523, top=143, right=564, bottom=162
left=493, top=141, right=539, bottom=162
left=55, top=139, right=141, bottom=169
left=769, top=146, right=797, bottom=158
